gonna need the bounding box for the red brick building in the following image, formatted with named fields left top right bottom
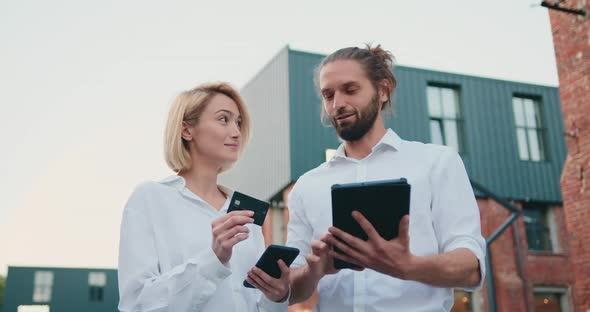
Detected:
left=547, top=1, right=590, bottom=311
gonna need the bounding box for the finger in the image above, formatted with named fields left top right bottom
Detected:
left=328, top=226, right=367, bottom=252
left=212, top=210, right=253, bottom=226
left=222, top=232, right=249, bottom=249
left=305, top=253, right=320, bottom=264
left=351, top=211, right=381, bottom=241
left=311, top=240, right=329, bottom=255
left=329, top=249, right=364, bottom=268
left=278, top=259, right=290, bottom=278
left=221, top=215, right=255, bottom=231
left=227, top=210, right=255, bottom=217
left=248, top=269, right=275, bottom=292
left=323, top=233, right=366, bottom=262
left=397, top=215, right=410, bottom=246
left=253, top=267, right=283, bottom=288
left=212, top=215, right=253, bottom=236
left=246, top=275, right=272, bottom=295
left=218, top=225, right=250, bottom=241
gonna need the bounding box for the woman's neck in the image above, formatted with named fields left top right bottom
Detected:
left=179, top=163, right=227, bottom=209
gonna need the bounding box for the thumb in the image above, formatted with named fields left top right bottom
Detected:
left=278, top=259, right=290, bottom=276
left=398, top=215, right=410, bottom=246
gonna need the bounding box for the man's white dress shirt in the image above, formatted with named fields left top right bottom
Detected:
left=287, top=129, right=486, bottom=312
left=118, top=175, right=287, bottom=312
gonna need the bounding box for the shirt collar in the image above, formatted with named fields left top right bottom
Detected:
left=329, top=128, right=402, bottom=162
left=159, top=175, right=234, bottom=211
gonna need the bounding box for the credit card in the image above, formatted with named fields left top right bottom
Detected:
left=227, top=191, right=270, bottom=226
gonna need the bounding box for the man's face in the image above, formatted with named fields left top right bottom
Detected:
left=319, top=60, right=384, bottom=141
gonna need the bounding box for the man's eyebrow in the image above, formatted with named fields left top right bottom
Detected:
left=341, top=81, right=360, bottom=88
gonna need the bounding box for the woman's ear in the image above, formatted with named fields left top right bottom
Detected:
left=181, top=121, right=193, bottom=142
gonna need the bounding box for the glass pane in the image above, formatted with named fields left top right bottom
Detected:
left=444, top=120, right=460, bottom=152
left=528, top=129, right=541, bottom=161
left=524, top=98, right=538, bottom=128
left=441, top=88, right=458, bottom=118
left=17, top=306, right=51, bottom=312
left=430, top=119, right=444, bottom=144
left=524, top=207, right=552, bottom=251
left=534, top=100, right=543, bottom=126
left=534, top=293, right=562, bottom=312
left=427, top=86, right=442, bottom=117
left=516, top=128, right=529, bottom=160
left=513, top=98, right=526, bottom=127
left=89, top=272, right=107, bottom=287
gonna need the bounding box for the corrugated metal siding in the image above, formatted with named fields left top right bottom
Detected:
left=288, top=50, right=341, bottom=180
left=288, top=49, right=565, bottom=202
left=4, top=266, right=119, bottom=312
left=219, top=47, right=291, bottom=200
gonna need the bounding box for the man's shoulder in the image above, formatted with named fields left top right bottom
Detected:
left=290, top=162, right=332, bottom=195
left=399, top=139, right=456, bottom=159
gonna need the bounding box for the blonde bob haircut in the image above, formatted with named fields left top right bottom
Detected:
left=164, top=82, right=251, bottom=173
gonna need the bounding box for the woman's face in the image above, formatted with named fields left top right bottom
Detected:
left=185, top=93, right=243, bottom=168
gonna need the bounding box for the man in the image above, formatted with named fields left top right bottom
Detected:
left=286, top=45, right=486, bottom=312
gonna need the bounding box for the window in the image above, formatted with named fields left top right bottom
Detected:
left=451, top=290, right=474, bottom=312
left=32, top=271, right=53, bottom=302
left=523, top=203, right=558, bottom=252
left=512, top=96, right=545, bottom=161
left=426, top=85, right=463, bottom=153
left=533, top=287, right=570, bottom=312
left=17, top=306, right=50, bottom=312
left=88, top=272, right=106, bottom=302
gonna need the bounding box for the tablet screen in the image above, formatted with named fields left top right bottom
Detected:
left=331, top=178, right=411, bottom=269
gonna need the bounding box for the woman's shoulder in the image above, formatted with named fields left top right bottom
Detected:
left=124, top=177, right=180, bottom=212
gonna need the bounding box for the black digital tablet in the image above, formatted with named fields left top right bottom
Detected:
left=331, top=178, right=411, bottom=269
left=244, top=244, right=300, bottom=288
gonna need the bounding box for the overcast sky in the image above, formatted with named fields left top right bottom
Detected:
left=0, top=0, right=558, bottom=275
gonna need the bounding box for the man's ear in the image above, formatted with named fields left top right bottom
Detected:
left=181, top=121, right=193, bottom=142
left=378, top=80, right=391, bottom=106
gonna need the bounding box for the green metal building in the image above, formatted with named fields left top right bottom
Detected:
left=220, top=46, right=566, bottom=205
left=3, top=266, right=118, bottom=312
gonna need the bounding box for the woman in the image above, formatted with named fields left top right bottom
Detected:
left=118, top=82, right=290, bottom=311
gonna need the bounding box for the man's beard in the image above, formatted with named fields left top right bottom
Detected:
left=330, top=94, right=380, bottom=142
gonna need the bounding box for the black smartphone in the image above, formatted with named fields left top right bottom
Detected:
left=331, top=178, right=411, bottom=269
left=227, top=191, right=270, bottom=226
left=244, top=245, right=300, bottom=288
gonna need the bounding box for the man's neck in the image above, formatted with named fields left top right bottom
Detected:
left=343, top=120, right=387, bottom=160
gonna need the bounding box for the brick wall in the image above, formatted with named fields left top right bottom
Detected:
left=547, top=1, right=590, bottom=311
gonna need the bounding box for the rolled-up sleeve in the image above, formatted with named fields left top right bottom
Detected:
left=285, top=187, right=312, bottom=268
left=430, top=148, right=486, bottom=291
left=117, top=185, right=232, bottom=312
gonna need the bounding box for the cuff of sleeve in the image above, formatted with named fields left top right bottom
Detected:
left=444, top=237, right=486, bottom=291
left=258, top=287, right=290, bottom=312
left=196, top=248, right=232, bottom=284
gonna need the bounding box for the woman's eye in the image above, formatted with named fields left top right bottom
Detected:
left=219, top=116, right=228, bottom=123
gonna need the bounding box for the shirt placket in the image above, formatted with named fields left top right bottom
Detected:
left=354, top=159, right=367, bottom=312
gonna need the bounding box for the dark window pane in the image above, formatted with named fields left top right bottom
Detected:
left=534, top=293, right=562, bottom=312
left=451, top=290, right=473, bottom=312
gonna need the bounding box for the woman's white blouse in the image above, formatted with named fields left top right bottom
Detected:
left=118, top=175, right=287, bottom=312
